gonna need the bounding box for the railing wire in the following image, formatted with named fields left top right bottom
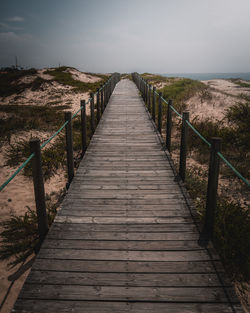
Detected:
left=0, top=75, right=114, bottom=192
left=137, top=73, right=249, bottom=187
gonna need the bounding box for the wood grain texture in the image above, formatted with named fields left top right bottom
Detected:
left=13, top=79, right=242, bottom=312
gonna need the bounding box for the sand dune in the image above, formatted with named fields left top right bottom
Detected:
left=0, top=68, right=105, bottom=313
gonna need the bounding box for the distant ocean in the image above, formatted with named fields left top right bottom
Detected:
left=161, top=73, right=250, bottom=81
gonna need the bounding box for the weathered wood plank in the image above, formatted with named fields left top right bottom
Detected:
left=33, top=259, right=225, bottom=274
left=13, top=300, right=243, bottom=313
left=59, top=203, right=189, bottom=211
left=27, top=271, right=229, bottom=287
left=54, top=216, right=193, bottom=224
left=47, top=230, right=199, bottom=241
left=42, top=239, right=202, bottom=251
left=50, top=222, right=198, bottom=232
left=19, top=284, right=235, bottom=302
left=58, top=209, right=190, bottom=217
left=38, top=248, right=215, bottom=262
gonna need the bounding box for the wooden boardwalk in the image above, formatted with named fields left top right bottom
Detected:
left=13, top=79, right=243, bottom=312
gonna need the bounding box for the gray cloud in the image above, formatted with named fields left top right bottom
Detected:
left=6, top=16, right=25, bottom=22
left=0, top=22, right=23, bottom=31
left=0, top=0, right=250, bottom=72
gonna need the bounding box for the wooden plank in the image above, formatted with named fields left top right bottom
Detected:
left=50, top=222, right=197, bottom=232
left=27, top=271, right=228, bottom=287
left=47, top=230, right=199, bottom=241
left=38, top=249, right=214, bottom=262
left=13, top=300, right=243, bottom=313
left=19, top=284, right=233, bottom=302
left=59, top=203, right=189, bottom=211
left=61, top=199, right=187, bottom=205
left=66, top=192, right=183, bottom=199
left=54, top=216, right=193, bottom=224
left=42, top=239, right=203, bottom=251
left=57, top=209, right=190, bottom=217
left=69, top=183, right=179, bottom=189
left=33, top=259, right=225, bottom=273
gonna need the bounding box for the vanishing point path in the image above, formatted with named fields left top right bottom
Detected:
left=14, top=80, right=242, bottom=312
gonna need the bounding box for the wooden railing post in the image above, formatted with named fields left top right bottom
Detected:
left=200, top=137, right=221, bottom=245
left=179, top=112, right=189, bottom=181
left=143, top=79, right=146, bottom=101
left=90, top=92, right=95, bottom=135
left=109, top=79, right=111, bottom=100
left=166, top=100, right=172, bottom=152
left=148, top=84, right=151, bottom=113
left=158, top=92, right=162, bottom=134
left=96, top=88, right=100, bottom=122
left=101, top=88, right=104, bottom=113
left=80, top=100, right=87, bottom=156
left=110, top=78, right=112, bottom=97
left=145, top=80, right=148, bottom=105
left=107, top=80, right=110, bottom=101
left=108, top=80, right=110, bottom=102
left=152, top=87, right=156, bottom=122
left=110, top=76, right=113, bottom=94
left=65, top=112, right=74, bottom=187
left=104, top=84, right=107, bottom=108
left=30, top=138, right=48, bottom=247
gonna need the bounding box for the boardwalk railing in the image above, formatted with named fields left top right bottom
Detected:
left=0, top=72, right=120, bottom=248
left=132, top=72, right=249, bottom=244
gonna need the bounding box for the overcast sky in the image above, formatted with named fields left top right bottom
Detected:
left=0, top=0, right=250, bottom=73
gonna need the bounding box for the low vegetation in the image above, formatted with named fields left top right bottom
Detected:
left=185, top=166, right=250, bottom=281
left=0, top=189, right=65, bottom=267
left=142, top=73, right=207, bottom=112
left=188, top=102, right=250, bottom=178
left=0, top=104, right=69, bottom=143
left=44, top=66, right=108, bottom=93
left=0, top=68, right=51, bottom=97
left=4, top=115, right=93, bottom=181
left=160, top=78, right=207, bottom=112
left=229, top=78, right=250, bottom=88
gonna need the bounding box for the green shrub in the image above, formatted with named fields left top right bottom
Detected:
left=0, top=104, right=69, bottom=140
left=214, top=198, right=250, bottom=281
left=229, top=79, right=250, bottom=88
left=0, top=189, right=65, bottom=268
left=4, top=114, right=93, bottom=180
left=185, top=166, right=250, bottom=281
left=0, top=68, right=47, bottom=97
left=44, top=67, right=108, bottom=93
left=188, top=103, right=250, bottom=178
left=30, top=76, right=50, bottom=91
left=160, top=78, right=207, bottom=112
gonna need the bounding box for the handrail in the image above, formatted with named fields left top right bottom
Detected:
left=0, top=74, right=119, bottom=192
left=185, top=120, right=211, bottom=147
left=0, top=154, right=35, bottom=192
left=133, top=72, right=249, bottom=187
left=217, top=152, right=250, bottom=187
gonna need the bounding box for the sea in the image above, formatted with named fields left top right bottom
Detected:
left=161, top=73, right=250, bottom=81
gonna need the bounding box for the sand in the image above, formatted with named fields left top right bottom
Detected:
left=0, top=68, right=102, bottom=312
left=65, top=68, right=102, bottom=83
